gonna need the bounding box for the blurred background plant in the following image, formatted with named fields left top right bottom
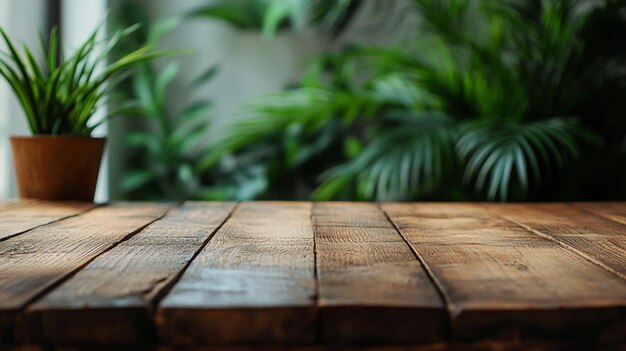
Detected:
left=189, top=0, right=394, bottom=39
left=110, top=0, right=403, bottom=201
left=198, top=0, right=625, bottom=201
left=111, top=3, right=221, bottom=200
left=108, top=0, right=625, bottom=202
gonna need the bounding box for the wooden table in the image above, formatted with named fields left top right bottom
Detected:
left=0, top=201, right=624, bottom=350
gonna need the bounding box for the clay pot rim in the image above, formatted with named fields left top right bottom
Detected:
left=10, top=135, right=106, bottom=141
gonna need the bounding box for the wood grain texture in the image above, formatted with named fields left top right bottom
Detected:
left=155, top=345, right=450, bottom=351
left=381, top=203, right=626, bottom=346
left=23, top=202, right=236, bottom=348
left=157, top=202, right=317, bottom=347
left=0, top=201, right=95, bottom=241
left=154, top=341, right=617, bottom=351
left=313, top=202, right=446, bottom=344
left=488, top=203, right=626, bottom=278
left=11, top=345, right=451, bottom=351
left=574, top=202, right=626, bottom=226
left=9, top=341, right=623, bottom=351
left=2, top=201, right=625, bottom=350
left=0, top=199, right=36, bottom=211
left=0, top=203, right=170, bottom=345
left=313, top=202, right=392, bottom=228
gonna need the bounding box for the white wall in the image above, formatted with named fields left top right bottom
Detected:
left=0, top=0, right=46, bottom=199
left=0, top=0, right=9, bottom=198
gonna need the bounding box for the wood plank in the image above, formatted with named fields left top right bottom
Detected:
left=0, top=203, right=170, bottom=345
left=157, top=202, right=316, bottom=347
left=574, top=202, right=626, bottom=226
left=23, top=202, right=236, bottom=348
left=12, top=345, right=451, bottom=351
left=6, top=341, right=616, bottom=351
left=312, top=202, right=392, bottom=228
left=312, top=202, right=446, bottom=344
left=381, top=203, right=626, bottom=346
left=155, top=345, right=450, bottom=351
left=0, top=201, right=95, bottom=241
left=488, top=203, right=626, bottom=278
left=154, top=340, right=614, bottom=351
left=0, top=199, right=36, bottom=211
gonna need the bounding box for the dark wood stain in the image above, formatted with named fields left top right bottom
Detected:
left=382, top=203, right=626, bottom=347
left=0, top=202, right=171, bottom=345
left=23, top=202, right=236, bottom=347
left=157, top=202, right=317, bottom=346
left=313, top=202, right=446, bottom=344
left=0, top=200, right=623, bottom=350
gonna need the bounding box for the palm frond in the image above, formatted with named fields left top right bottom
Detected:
left=457, top=118, right=589, bottom=201
left=314, top=111, right=456, bottom=201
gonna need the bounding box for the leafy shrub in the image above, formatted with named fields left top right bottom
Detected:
left=202, top=0, right=624, bottom=201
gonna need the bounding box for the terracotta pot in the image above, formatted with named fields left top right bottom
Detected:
left=10, top=136, right=106, bottom=201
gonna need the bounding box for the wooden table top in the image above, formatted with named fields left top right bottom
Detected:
left=0, top=201, right=624, bottom=350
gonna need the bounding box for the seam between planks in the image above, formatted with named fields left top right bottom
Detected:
left=14, top=203, right=178, bottom=343
left=485, top=205, right=626, bottom=281
left=572, top=202, right=626, bottom=227
left=311, top=203, right=322, bottom=343
left=377, top=203, right=455, bottom=342
left=0, top=203, right=100, bottom=244
left=150, top=201, right=241, bottom=311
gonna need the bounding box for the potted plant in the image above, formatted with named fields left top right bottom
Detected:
left=0, top=25, right=169, bottom=201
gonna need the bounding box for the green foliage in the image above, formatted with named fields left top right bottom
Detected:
left=203, top=0, right=624, bottom=201
left=112, top=5, right=217, bottom=201
left=314, top=111, right=457, bottom=201
left=0, top=23, right=173, bottom=135
left=189, top=0, right=270, bottom=31
left=189, top=0, right=373, bottom=38
left=457, top=119, right=589, bottom=200
left=116, top=3, right=297, bottom=201
left=122, top=60, right=218, bottom=200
